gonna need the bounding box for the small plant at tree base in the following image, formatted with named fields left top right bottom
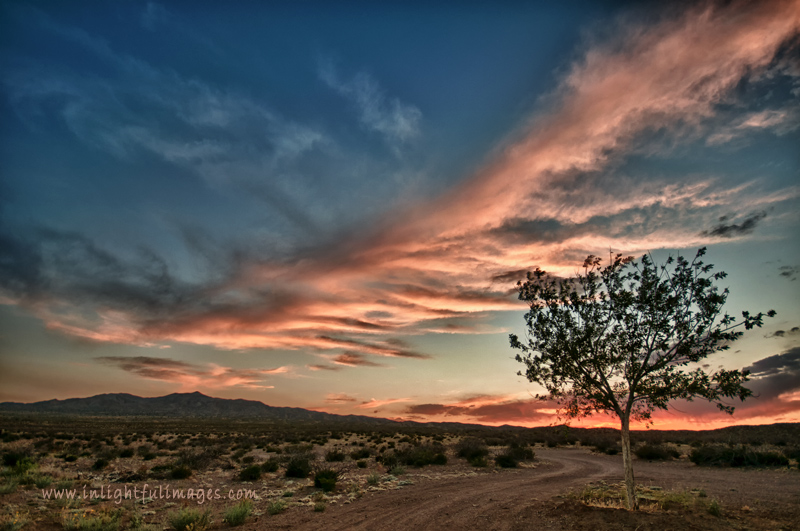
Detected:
left=166, top=507, right=211, bottom=531
left=222, top=499, right=253, bottom=527
left=707, top=499, right=722, bottom=517
left=510, top=248, right=774, bottom=510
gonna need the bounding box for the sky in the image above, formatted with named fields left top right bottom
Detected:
left=1, top=0, right=799, bottom=431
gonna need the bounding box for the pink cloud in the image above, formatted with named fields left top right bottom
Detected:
left=13, top=1, right=799, bottom=385
left=95, top=356, right=286, bottom=390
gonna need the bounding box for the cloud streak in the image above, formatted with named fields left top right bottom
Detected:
left=319, top=60, right=422, bottom=148
left=2, top=0, right=799, bottom=378
left=95, top=356, right=288, bottom=390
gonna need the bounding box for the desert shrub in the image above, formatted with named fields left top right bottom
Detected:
left=0, top=508, right=29, bottom=531
left=2, top=452, right=30, bottom=468
left=690, top=445, right=790, bottom=467
left=0, top=480, right=18, bottom=494
left=118, top=448, right=134, bottom=458
left=782, top=447, right=800, bottom=461
left=314, top=468, right=340, bottom=492
left=261, top=459, right=280, bottom=473
left=455, top=438, right=489, bottom=461
left=635, top=444, right=680, bottom=461
left=356, top=460, right=368, bottom=468
left=62, top=508, right=122, bottom=531
left=376, top=452, right=398, bottom=469
left=708, top=499, right=722, bottom=517
left=389, top=465, right=406, bottom=475
left=92, top=458, right=109, bottom=470
left=267, top=500, right=286, bottom=515
left=505, top=443, right=535, bottom=461
left=284, top=454, right=312, bottom=478
left=176, top=448, right=221, bottom=471
left=55, top=479, right=74, bottom=490
left=223, top=499, right=252, bottom=527
left=588, top=438, right=620, bottom=455
left=324, top=449, right=346, bottom=462
left=167, top=507, right=211, bottom=531
left=170, top=465, right=192, bottom=480
left=148, top=464, right=172, bottom=478
left=34, top=475, right=53, bottom=488
left=431, top=453, right=448, bottom=465
left=238, top=465, right=261, bottom=481
left=495, top=454, right=518, bottom=468
left=468, top=456, right=488, bottom=467
left=395, top=444, right=447, bottom=467
left=350, top=448, right=371, bottom=460
left=136, top=445, right=152, bottom=457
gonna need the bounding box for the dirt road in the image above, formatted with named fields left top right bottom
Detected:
left=262, top=448, right=800, bottom=531
left=267, top=449, right=629, bottom=530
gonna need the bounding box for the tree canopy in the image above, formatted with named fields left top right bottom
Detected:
left=510, top=247, right=774, bottom=509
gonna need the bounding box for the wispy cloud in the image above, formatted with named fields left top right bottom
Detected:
left=404, top=393, right=555, bottom=425
left=325, top=393, right=358, bottom=404
left=319, top=60, right=422, bottom=149
left=2, top=0, right=799, bottom=375
left=95, top=356, right=288, bottom=390
left=357, top=397, right=412, bottom=410
left=700, top=211, right=768, bottom=238
left=140, top=2, right=169, bottom=31
left=4, top=10, right=327, bottom=234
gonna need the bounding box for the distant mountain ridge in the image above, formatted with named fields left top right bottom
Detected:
left=0, top=391, right=394, bottom=425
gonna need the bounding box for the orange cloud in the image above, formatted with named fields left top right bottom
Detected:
left=95, top=356, right=287, bottom=390
left=9, top=0, right=799, bottom=378
left=358, top=397, right=412, bottom=410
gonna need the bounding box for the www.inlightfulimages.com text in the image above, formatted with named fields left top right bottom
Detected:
left=41, top=483, right=257, bottom=505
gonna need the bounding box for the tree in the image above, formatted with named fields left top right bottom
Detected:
left=509, top=248, right=775, bottom=510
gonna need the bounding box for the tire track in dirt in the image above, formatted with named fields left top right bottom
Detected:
left=276, top=449, right=621, bottom=531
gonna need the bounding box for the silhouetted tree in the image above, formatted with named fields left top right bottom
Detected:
left=510, top=248, right=774, bottom=510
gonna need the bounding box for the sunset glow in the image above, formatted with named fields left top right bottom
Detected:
left=1, top=0, right=798, bottom=431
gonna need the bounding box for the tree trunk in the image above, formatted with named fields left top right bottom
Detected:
left=620, top=414, right=638, bottom=510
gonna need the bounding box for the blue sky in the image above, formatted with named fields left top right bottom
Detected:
left=1, top=0, right=799, bottom=428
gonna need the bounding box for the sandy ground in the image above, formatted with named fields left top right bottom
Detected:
left=259, top=448, right=800, bottom=531
left=4, top=446, right=799, bottom=530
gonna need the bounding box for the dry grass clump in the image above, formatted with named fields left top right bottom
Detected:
left=569, top=481, right=723, bottom=516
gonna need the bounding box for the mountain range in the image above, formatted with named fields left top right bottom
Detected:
left=0, top=391, right=394, bottom=425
